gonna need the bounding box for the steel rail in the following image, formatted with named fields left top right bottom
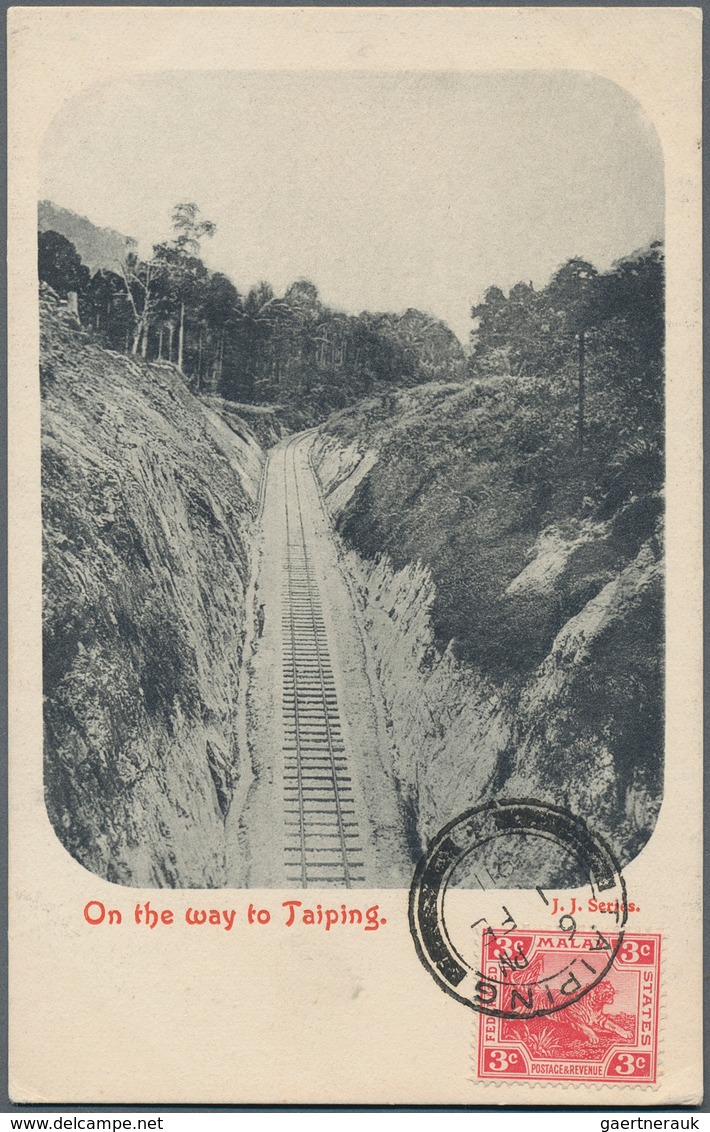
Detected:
left=281, top=433, right=364, bottom=886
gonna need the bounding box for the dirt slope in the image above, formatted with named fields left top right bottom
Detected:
left=313, top=382, right=663, bottom=880
left=41, top=287, right=264, bottom=886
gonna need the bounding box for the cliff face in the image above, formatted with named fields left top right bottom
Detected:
left=313, top=383, right=663, bottom=878
left=201, top=394, right=286, bottom=451
left=41, top=287, right=662, bottom=887
left=41, top=288, right=264, bottom=886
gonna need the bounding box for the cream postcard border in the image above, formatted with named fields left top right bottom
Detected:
left=8, top=7, right=703, bottom=1105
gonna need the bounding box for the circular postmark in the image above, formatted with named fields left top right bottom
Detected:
left=408, top=800, right=628, bottom=1019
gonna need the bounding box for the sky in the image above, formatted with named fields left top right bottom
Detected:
left=40, top=70, right=664, bottom=344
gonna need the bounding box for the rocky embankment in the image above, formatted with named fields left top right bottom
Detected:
left=41, top=287, right=264, bottom=886
left=313, top=383, right=663, bottom=879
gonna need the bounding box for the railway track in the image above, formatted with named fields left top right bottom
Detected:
left=280, top=434, right=366, bottom=887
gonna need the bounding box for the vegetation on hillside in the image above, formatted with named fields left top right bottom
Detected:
left=41, top=286, right=262, bottom=884
left=469, top=244, right=664, bottom=456
left=328, top=242, right=664, bottom=676
left=38, top=202, right=465, bottom=421
left=38, top=199, right=138, bottom=275
left=321, top=244, right=664, bottom=837
left=39, top=196, right=665, bottom=869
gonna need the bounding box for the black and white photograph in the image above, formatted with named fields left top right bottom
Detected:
left=39, top=69, right=665, bottom=889
left=9, top=6, right=703, bottom=1107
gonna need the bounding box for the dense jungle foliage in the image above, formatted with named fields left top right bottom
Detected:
left=38, top=203, right=464, bottom=421
left=328, top=241, right=664, bottom=679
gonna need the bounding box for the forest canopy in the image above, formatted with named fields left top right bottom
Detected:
left=38, top=202, right=663, bottom=437
left=469, top=243, right=664, bottom=462
left=38, top=203, right=466, bottom=421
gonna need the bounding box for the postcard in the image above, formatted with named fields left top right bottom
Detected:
left=8, top=5, right=703, bottom=1106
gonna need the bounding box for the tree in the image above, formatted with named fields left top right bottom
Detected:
left=38, top=231, right=90, bottom=298
left=167, top=203, right=216, bottom=371
left=284, top=279, right=320, bottom=317
left=235, top=282, right=283, bottom=401
left=201, top=272, right=241, bottom=390
left=84, top=268, right=132, bottom=347
left=589, top=243, right=665, bottom=458
left=546, top=258, right=599, bottom=454
left=170, top=202, right=217, bottom=256
left=470, top=285, right=515, bottom=374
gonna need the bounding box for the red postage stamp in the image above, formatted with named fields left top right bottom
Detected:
left=477, top=931, right=661, bottom=1084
